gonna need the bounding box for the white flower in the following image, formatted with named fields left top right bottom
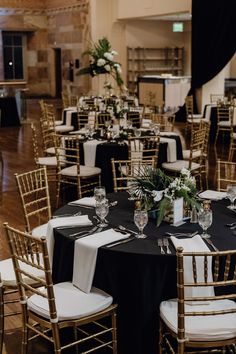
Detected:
left=104, top=64, right=111, bottom=72
left=115, top=64, right=122, bottom=74
left=152, top=190, right=164, bottom=202
left=111, top=50, right=118, bottom=56
left=97, top=58, right=106, bottom=66
left=104, top=52, right=114, bottom=61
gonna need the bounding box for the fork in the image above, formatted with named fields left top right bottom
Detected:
left=163, top=238, right=171, bottom=254
left=204, top=238, right=219, bottom=252
left=157, top=239, right=165, bottom=254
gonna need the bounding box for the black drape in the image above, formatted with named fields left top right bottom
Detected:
left=191, top=0, right=236, bottom=91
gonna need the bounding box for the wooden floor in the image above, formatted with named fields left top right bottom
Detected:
left=0, top=99, right=230, bottom=353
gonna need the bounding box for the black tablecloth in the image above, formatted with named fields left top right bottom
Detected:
left=0, top=96, right=20, bottom=127
left=52, top=193, right=236, bottom=354
left=63, top=109, right=78, bottom=130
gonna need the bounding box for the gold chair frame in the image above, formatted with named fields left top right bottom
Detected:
left=217, top=160, right=236, bottom=192
left=128, top=135, right=160, bottom=168
left=4, top=223, right=118, bottom=354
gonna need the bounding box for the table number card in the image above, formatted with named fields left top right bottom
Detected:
left=173, top=197, right=184, bottom=226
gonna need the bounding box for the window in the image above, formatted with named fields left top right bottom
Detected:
left=2, top=32, right=24, bottom=80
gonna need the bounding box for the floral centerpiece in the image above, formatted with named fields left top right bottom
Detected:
left=129, top=167, right=199, bottom=226
left=77, top=37, right=124, bottom=88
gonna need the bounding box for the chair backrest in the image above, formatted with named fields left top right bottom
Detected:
left=61, top=91, right=70, bottom=109
left=128, top=136, right=160, bottom=167
left=216, top=104, right=232, bottom=123
left=176, top=246, right=236, bottom=345
left=187, top=128, right=206, bottom=167
left=4, top=223, right=57, bottom=322
left=15, top=166, right=52, bottom=233
left=151, top=113, right=175, bottom=132
left=111, top=157, right=155, bottom=192
left=96, top=113, right=111, bottom=129
left=127, top=111, right=140, bottom=128
left=185, top=95, right=194, bottom=118
left=54, top=134, right=80, bottom=172
left=217, top=160, right=236, bottom=191
left=77, top=112, right=89, bottom=130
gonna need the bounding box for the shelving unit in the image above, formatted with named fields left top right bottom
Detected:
left=127, top=47, right=184, bottom=92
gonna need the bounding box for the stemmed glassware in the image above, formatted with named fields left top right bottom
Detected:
left=134, top=209, right=148, bottom=239
left=198, top=208, right=213, bottom=239
left=95, top=198, right=109, bottom=228
left=134, top=127, right=141, bottom=138
left=94, top=186, right=106, bottom=202
left=226, top=184, right=236, bottom=210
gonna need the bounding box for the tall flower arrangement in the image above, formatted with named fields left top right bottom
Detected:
left=77, top=37, right=124, bottom=88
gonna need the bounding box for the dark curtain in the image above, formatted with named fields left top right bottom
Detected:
left=191, top=0, right=236, bottom=91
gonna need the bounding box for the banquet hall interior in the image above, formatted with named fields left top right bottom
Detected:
left=1, top=0, right=236, bottom=354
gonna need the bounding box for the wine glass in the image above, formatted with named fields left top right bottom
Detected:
left=226, top=184, right=236, bottom=210
left=94, top=186, right=106, bottom=203
left=153, top=124, right=160, bottom=135
left=95, top=199, right=109, bottom=228
left=198, top=208, right=213, bottom=239
left=134, top=127, right=141, bottom=138
left=134, top=209, right=148, bottom=239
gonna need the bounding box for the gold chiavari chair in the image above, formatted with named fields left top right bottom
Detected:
left=4, top=223, right=118, bottom=354
left=15, top=166, right=52, bottom=238
left=77, top=111, right=89, bottom=130
left=229, top=127, right=236, bottom=161
left=162, top=127, right=206, bottom=190
left=44, top=102, right=74, bottom=134
left=210, top=93, right=225, bottom=104
left=126, top=111, right=141, bottom=128
left=151, top=113, right=175, bottom=132
left=61, top=91, right=70, bottom=109
left=111, top=157, right=156, bottom=193
left=54, top=134, right=101, bottom=206
left=128, top=135, right=160, bottom=168
left=215, top=104, right=234, bottom=144
left=96, top=112, right=111, bottom=129
left=160, top=247, right=236, bottom=354
left=185, top=95, right=207, bottom=135
left=31, top=123, right=57, bottom=182
left=217, top=160, right=236, bottom=191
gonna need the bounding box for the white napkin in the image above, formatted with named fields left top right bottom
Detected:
left=83, top=139, right=105, bottom=167
left=198, top=190, right=227, bottom=200
left=160, top=137, right=177, bottom=162
left=46, top=215, right=92, bottom=265
left=170, top=235, right=214, bottom=300
left=73, top=229, right=128, bottom=293
left=69, top=197, right=96, bottom=207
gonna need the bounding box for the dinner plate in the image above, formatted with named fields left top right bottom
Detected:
left=198, top=190, right=227, bottom=200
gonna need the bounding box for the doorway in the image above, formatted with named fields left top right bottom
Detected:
left=54, top=48, right=62, bottom=98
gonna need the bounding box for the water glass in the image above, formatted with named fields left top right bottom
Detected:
left=134, top=209, right=148, bottom=239
left=95, top=198, right=109, bottom=228
left=94, top=186, right=106, bottom=202
left=198, top=208, right=213, bottom=239
left=226, top=184, right=236, bottom=210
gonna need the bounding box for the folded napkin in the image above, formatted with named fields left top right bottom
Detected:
left=83, top=139, right=105, bottom=167
left=46, top=215, right=92, bottom=265
left=198, top=190, right=227, bottom=200
left=170, top=235, right=214, bottom=300
left=69, top=197, right=96, bottom=207
left=73, top=229, right=128, bottom=293
left=160, top=137, right=177, bottom=162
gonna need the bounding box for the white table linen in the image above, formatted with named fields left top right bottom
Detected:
left=83, top=139, right=106, bottom=167
left=198, top=190, right=227, bottom=200
left=69, top=197, right=96, bottom=207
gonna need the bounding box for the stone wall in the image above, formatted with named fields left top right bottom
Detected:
left=0, top=0, right=90, bottom=97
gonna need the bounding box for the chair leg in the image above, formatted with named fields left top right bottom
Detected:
left=21, top=304, right=28, bottom=354
left=0, top=283, right=4, bottom=354
left=159, top=319, right=164, bottom=354
left=52, top=323, right=61, bottom=354
left=112, top=311, right=117, bottom=354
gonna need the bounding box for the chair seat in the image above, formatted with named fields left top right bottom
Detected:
left=160, top=298, right=236, bottom=341
left=59, top=165, right=101, bottom=177
left=218, top=121, right=231, bottom=127
left=1, top=257, right=44, bottom=287
left=32, top=223, right=48, bottom=238
left=37, top=156, right=57, bottom=167
left=55, top=120, right=63, bottom=126
left=187, top=117, right=208, bottom=124
left=188, top=114, right=203, bottom=119
left=162, top=160, right=200, bottom=172
left=182, top=149, right=201, bottom=160
left=45, top=147, right=56, bottom=155
left=27, top=282, right=113, bottom=321
left=55, top=125, right=74, bottom=133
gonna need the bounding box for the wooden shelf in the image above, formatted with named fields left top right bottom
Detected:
left=127, top=46, right=184, bottom=92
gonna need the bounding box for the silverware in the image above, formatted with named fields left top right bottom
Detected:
left=165, top=231, right=198, bottom=238
left=163, top=238, right=171, bottom=254
left=56, top=224, right=93, bottom=230
left=109, top=201, right=118, bottom=207
left=53, top=211, right=81, bottom=218
left=230, top=225, right=236, bottom=230
left=118, top=225, right=138, bottom=235
left=204, top=238, right=219, bottom=252
left=106, top=237, right=135, bottom=248
left=69, top=225, right=99, bottom=238
left=225, top=221, right=236, bottom=227
left=157, top=239, right=165, bottom=254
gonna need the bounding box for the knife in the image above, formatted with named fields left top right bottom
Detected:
left=56, top=224, right=93, bottom=230
left=106, top=237, right=135, bottom=248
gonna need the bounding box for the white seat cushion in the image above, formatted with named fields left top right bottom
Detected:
left=27, top=282, right=113, bottom=321
left=45, top=147, right=56, bottom=155
left=218, top=121, right=231, bottom=127
left=32, top=223, right=48, bottom=239
left=37, top=156, right=57, bottom=167
left=160, top=298, right=236, bottom=341
left=187, top=117, right=209, bottom=123
left=1, top=256, right=44, bottom=286
left=162, top=160, right=200, bottom=172
left=59, top=165, right=101, bottom=177
left=182, top=149, right=201, bottom=160
left=55, top=120, right=63, bottom=126
left=55, top=125, right=74, bottom=133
